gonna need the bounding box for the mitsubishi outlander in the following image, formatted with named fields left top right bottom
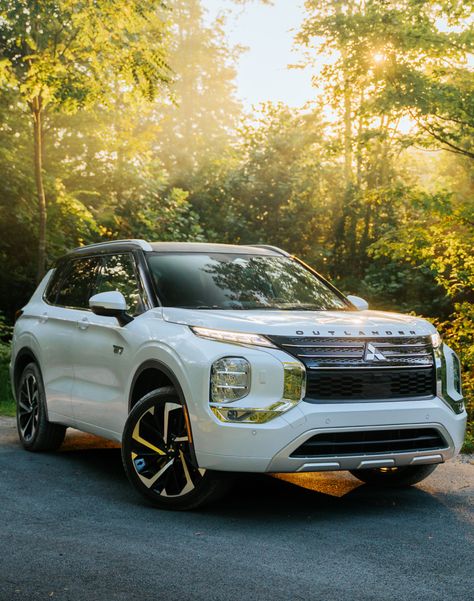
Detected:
left=10, top=240, right=466, bottom=509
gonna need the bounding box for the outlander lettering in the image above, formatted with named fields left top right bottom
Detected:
left=10, top=240, right=467, bottom=510
left=298, top=329, right=417, bottom=336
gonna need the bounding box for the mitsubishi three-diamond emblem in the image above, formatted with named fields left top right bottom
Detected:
left=364, top=342, right=386, bottom=362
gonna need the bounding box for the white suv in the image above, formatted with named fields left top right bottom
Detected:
left=11, top=240, right=466, bottom=509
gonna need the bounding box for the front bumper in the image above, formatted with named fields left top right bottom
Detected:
left=193, top=396, right=467, bottom=473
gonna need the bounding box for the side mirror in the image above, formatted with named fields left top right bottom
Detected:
left=347, top=295, right=369, bottom=311
left=89, top=291, right=134, bottom=326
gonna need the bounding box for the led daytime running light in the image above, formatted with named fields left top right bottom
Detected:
left=191, top=326, right=275, bottom=348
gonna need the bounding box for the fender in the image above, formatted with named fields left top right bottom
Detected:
left=13, top=347, right=41, bottom=397
left=128, top=359, right=199, bottom=466
left=12, top=347, right=52, bottom=421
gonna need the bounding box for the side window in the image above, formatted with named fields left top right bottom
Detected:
left=55, top=257, right=100, bottom=309
left=44, top=261, right=68, bottom=305
left=96, top=254, right=145, bottom=316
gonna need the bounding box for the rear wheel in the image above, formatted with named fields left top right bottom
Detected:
left=16, top=362, right=66, bottom=451
left=349, top=464, right=438, bottom=488
left=122, top=387, right=231, bottom=510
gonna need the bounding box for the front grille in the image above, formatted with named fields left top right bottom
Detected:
left=266, top=335, right=434, bottom=369
left=267, top=334, right=436, bottom=401
left=290, top=428, right=447, bottom=457
left=305, top=368, right=435, bottom=401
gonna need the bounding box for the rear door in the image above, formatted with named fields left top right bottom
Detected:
left=41, top=256, right=101, bottom=421
left=70, top=252, right=149, bottom=437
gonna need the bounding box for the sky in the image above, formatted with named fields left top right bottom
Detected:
left=202, top=0, right=315, bottom=109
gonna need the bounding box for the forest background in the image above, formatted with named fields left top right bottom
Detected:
left=0, top=0, right=472, bottom=448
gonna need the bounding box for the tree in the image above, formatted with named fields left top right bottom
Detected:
left=156, top=0, right=242, bottom=185
left=188, top=103, right=340, bottom=262
left=0, top=0, right=171, bottom=280
left=299, top=1, right=474, bottom=160
left=297, top=1, right=407, bottom=278
left=367, top=0, right=474, bottom=159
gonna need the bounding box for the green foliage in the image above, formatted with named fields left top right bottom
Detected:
left=299, top=0, right=474, bottom=159
left=112, top=186, right=204, bottom=242
left=439, top=303, right=474, bottom=453
left=0, top=0, right=171, bottom=110
left=0, top=314, right=14, bottom=416
left=158, top=0, right=242, bottom=182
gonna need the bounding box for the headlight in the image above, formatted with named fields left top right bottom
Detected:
left=210, top=358, right=306, bottom=423
left=430, top=332, right=442, bottom=349
left=191, top=326, right=275, bottom=348
left=210, top=357, right=250, bottom=403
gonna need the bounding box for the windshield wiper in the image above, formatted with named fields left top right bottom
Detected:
left=175, top=305, right=223, bottom=310
left=271, top=304, right=322, bottom=311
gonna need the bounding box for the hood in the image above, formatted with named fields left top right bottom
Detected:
left=161, top=308, right=436, bottom=338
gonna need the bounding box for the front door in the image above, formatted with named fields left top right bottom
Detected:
left=70, top=252, right=148, bottom=438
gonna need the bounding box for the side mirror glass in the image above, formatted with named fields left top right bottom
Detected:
left=89, top=291, right=133, bottom=326
left=347, top=295, right=369, bottom=311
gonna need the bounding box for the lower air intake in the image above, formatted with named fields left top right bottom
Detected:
left=305, top=368, right=435, bottom=401
left=290, top=428, right=447, bottom=457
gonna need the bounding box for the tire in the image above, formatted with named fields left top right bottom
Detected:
left=122, top=387, right=232, bottom=510
left=16, top=362, right=67, bottom=452
left=349, top=464, right=438, bottom=488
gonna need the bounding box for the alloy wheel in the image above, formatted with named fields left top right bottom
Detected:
left=18, top=373, right=40, bottom=442
left=129, top=401, right=205, bottom=498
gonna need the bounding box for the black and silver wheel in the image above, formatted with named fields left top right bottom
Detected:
left=122, top=387, right=231, bottom=510
left=349, top=464, right=438, bottom=488
left=16, top=362, right=66, bottom=451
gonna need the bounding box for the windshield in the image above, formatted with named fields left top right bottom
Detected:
left=147, top=252, right=350, bottom=311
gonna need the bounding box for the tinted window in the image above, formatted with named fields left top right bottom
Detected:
left=44, top=262, right=68, bottom=304
left=56, top=257, right=100, bottom=309
left=96, top=254, right=144, bottom=315
left=147, top=253, right=349, bottom=311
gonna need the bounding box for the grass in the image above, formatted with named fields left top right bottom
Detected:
left=0, top=397, right=15, bottom=416
left=462, top=430, right=474, bottom=454
left=0, top=360, right=15, bottom=416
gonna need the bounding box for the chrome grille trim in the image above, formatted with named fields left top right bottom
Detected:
left=305, top=365, right=434, bottom=370
left=266, top=335, right=434, bottom=369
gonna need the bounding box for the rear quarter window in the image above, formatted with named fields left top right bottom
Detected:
left=43, top=262, right=67, bottom=305
left=54, top=257, right=100, bottom=309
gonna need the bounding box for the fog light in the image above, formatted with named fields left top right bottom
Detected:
left=210, top=357, right=250, bottom=403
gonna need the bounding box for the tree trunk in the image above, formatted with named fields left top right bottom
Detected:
left=343, top=80, right=353, bottom=187
left=32, top=97, right=47, bottom=282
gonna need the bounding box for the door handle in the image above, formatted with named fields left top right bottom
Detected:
left=77, top=317, right=90, bottom=330
left=39, top=312, right=48, bottom=324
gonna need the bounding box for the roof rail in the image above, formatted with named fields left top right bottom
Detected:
left=251, top=244, right=290, bottom=257
left=70, top=239, right=153, bottom=253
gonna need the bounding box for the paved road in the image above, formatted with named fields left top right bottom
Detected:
left=0, top=417, right=473, bottom=601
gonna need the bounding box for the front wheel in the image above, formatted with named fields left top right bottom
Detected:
left=349, top=464, right=438, bottom=488
left=122, top=387, right=232, bottom=510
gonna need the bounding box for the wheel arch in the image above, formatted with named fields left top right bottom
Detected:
left=128, top=359, right=188, bottom=413
left=13, top=347, right=41, bottom=398
left=128, top=359, right=198, bottom=466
